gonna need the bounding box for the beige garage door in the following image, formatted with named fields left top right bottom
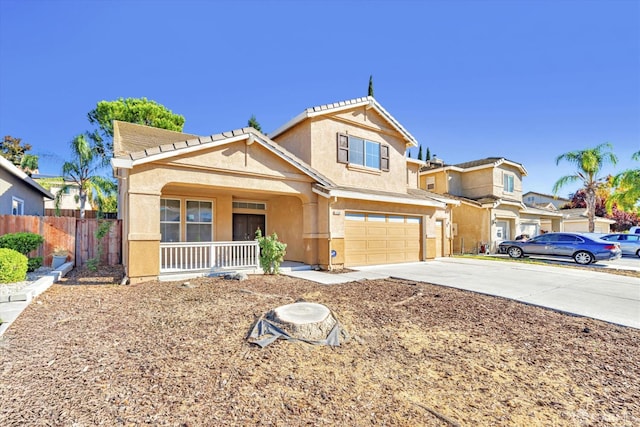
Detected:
left=344, top=212, right=421, bottom=266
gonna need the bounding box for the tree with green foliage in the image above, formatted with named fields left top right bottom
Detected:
left=417, top=145, right=423, bottom=161
left=57, top=134, right=117, bottom=219
left=426, top=147, right=431, bottom=161
left=368, top=75, right=374, bottom=97
left=553, top=143, right=618, bottom=232
left=248, top=114, right=262, bottom=132
left=607, top=150, right=640, bottom=213
left=87, top=97, right=185, bottom=163
left=255, top=228, right=287, bottom=274
left=0, top=135, right=39, bottom=175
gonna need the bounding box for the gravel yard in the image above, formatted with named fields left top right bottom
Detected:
left=0, top=265, right=638, bottom=426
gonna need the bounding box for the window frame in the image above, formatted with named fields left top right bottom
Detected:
left=185, top=200, right=213, bottom=242
left=503, top=173, right=515, bottom=193
left=160, top=198, right=181, bottom=243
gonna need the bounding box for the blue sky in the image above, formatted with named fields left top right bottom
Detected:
left=1, top=0, right=638, bottom=198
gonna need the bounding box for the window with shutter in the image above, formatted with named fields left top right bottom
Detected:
left=337, top=132, right=389, bottom=172
left=337, top=133, right=349, bottom=163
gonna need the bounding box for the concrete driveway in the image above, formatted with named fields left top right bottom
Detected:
left=352, top=258, right=640, bottom=329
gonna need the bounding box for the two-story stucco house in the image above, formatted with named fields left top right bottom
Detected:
left=0, top=156, right=53, bottom=215
left=419, top=157, right=563, bottom=253
left=111, top=97, right=458, bottom=283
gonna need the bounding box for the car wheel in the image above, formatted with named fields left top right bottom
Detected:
left=636, top=249, right=640, bottom=258
left=507, top=247, right=523, bottom=258
left=574, top=251, right=593, bottom=265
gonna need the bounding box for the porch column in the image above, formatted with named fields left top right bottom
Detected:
left=127, top=190, right=161, bottom=283
left=302, top=201, right=319, bottom=265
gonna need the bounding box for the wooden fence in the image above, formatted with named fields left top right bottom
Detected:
left=44, top=209, right=118, bottom=219
left=0, top=215, right=121, bottom=267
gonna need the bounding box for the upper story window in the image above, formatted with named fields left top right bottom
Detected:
left=12, top=197, right=24, bottom=215
left=503, top=173, right=514, bottom=193
left=337, top=133, right=389, bottom=171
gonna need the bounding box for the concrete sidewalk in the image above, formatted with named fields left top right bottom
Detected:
left=0, top=262, right=73, bottom=336
left=284, top=258, right=640, bottom=329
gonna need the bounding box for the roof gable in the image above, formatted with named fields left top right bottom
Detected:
left=421, top=157, right=527, bottom=176
left=269, top=96, right=418, bottom=147
left=0, top=156, right=54, bottom=199
left=111, top=125, right=334, bottom=187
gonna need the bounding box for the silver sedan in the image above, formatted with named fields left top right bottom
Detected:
left=600, top=233, right=640, bottom=257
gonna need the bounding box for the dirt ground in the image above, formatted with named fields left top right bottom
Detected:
left=1, top=265, right=638, bottom=426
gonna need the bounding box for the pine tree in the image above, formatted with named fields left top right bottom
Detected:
left=368, top=75, right=374, bottom=97
left=417, top=145, right=423, bottom=161
left=248, top=114, right=262, bottom=132
left=426, top=147, right=431, bottom=161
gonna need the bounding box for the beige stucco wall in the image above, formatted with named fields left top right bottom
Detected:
left=420, top=169, right=454, bottom=194
left=274, top=107, right=411, bottom=193
left=451, top=203, right=490, bottom=254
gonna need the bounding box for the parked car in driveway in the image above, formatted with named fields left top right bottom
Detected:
left=599, top=233, right=640, bottom=257
left=498, top=232, right=622, bottom=265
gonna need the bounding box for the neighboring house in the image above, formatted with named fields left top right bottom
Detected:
left=32, top=175, right=95, bottom=212
left=111, top=97, right=459, bottom=283
left=419, top=157, right=563, bottom=253
left=0, top=155, right=53, bottom=215
left=559, top=208, right=615, bottom=233
left=523, top=191, right=570, bottom=210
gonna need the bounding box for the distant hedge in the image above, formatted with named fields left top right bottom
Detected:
left=0, top=248, right=28, bottom=283
left=0, top=232, right=44, bottom=255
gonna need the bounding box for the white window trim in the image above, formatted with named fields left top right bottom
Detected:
left=503, top=173, right=515, bottom=193
left=12, top=196, right=24, bottom=215
left=186, top=199, right=214, bottom=242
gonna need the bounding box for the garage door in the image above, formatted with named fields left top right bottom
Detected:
left=344, top=213, right=421, bottom=266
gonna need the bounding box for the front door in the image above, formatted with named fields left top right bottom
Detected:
left=233, top=214, right=265, bottom=241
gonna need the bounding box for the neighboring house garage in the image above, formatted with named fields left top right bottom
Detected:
left=344, top=212, right=421, bottom=266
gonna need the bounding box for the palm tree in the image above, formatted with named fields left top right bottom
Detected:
left=553, top=143, right=618, bottom=232
left=56, top=134, right=116, bottom=219
left=607, top=150, right=640, bottom=213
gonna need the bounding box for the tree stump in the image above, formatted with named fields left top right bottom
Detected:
left=266, top=302, right=337, bottom=342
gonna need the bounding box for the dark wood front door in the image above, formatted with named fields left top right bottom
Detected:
left=233, top=214, right=265, bottom=241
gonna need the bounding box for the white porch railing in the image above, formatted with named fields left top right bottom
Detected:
left=160, top=241, right=260, bottom=273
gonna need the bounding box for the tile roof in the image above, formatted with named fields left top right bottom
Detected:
left=114, top=121, right=198, bottom=156
left=270, top=96, right=418, bottom=147
left=312, top=185, right=457, bottom=207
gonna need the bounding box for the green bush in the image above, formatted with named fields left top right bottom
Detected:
left=255, top=229, right=287, bottom=275
left=0, top=248, right=28, bottom=283
left=27, top=256, right=43, bottom=272
left=0, top=232, right=45, bottom=255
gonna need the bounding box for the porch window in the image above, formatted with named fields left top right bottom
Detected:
left=337, top=133, right=389, bottom=171
left=160, top=199, right=180, bottom=242
left=504, top=174, right=514, bottom=193
left=186, top=200, right=213, bottom=242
